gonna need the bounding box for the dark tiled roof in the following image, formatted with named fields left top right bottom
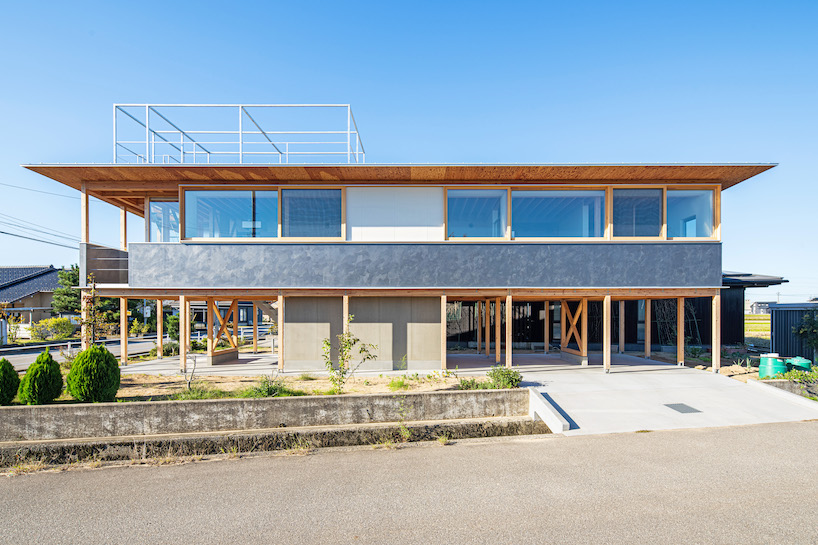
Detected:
left=0, top=266, right=61, bottom=304
left=722, top=271, right=788, bottom=288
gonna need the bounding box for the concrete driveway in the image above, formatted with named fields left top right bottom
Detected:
left=521, top=353, right=818, bottom=435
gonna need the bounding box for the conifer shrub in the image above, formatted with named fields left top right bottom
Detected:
left=0, top=357, right=21, bottom=405
left=18, top=350, right=63, bottom=405
left=66, top=344, right=120, bottom=402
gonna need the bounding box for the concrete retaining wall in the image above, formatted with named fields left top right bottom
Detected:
left=0, top=389, right=529, bottom=442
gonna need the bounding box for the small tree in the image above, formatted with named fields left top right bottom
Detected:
left=166, top=314, right=180, bottom=341
left=82, top=275, right=117, bottom=343
left=52, top=265, right=81, bottom=315
left=18, top=349, right=63, bottom=405
left=321, top=315, right=377, bottom=394
left=67, top=344, right=120, bottom=402
left=0, top=358, right=21, bottom=405
left=793, top=310, right=818, bottom=362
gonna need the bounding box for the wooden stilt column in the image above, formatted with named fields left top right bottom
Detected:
left=342, top=295, right=349, bottom=334
left=505, top=294, right=513, bottom=368
left=602, top=295, right=604, bottom=373
left=644, top=299, right=651, bottom=360
left=485, top=299, right=490, bottom=357
left=232, top=300, right=238, bottom=346
left=581, top=298, right=588, bottom=365
left=712, top=293, right=721, bottom=373
left=277, top=295, right=284, bottom=371
left=80, top=182, right=90, bottom=350
left=476, top=301, right=481, bottom=354
left=206, top=299, right=214, bottom=354
left=677, top=297, right=685, bottom=366
left=179, top=295, right=187, bottom=373
left=495, top=296, right=501, bottom=364
left=120, top=209, right=127, bottom=251
left=119, top=298, right=128, bottom=366
left=252, top=302, right=259, bottom=354
left=618, top=300, right=625, bottom=353
left=560, top=301, right=566, bottom=352
left=441, top=295, right=448, bottom=370
left=543, top=300, right=549, bottom=354
left=156, top=300, right=163, bottom=359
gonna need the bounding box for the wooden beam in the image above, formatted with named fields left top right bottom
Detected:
left=602, top=295, right=604, bottom=373
left=618, top=300, right=625, bottom=353
left=476, top=301, right=481, bottom=354
left=543, top=300, right=549, bottom=354
left=120, top=209, right=127, bottom=251
left=677, top=297, right=685, bottom=366
left=712, top=293, right=721, bottom=373
left=644, top=299, right=651, bottom=360
left=495, top=296, right=501, bottom=364
left=441, top=295, right=447, bottom=370
left=80, top=182, right=89, bottom=244
left=156, top=299, right=163, bottom=359
left=505, top=294, right=512, bottom=368
left=179, top=295, right=187, bottom=373
left=485, top=299, right=490, bottom=357
left=207, top=299, right=215, bottom=355
left=119, top=297, right=128, bottom=366
left=252, top=302, right=258, bottom=354
left=277, top=295, right=284, bottom=371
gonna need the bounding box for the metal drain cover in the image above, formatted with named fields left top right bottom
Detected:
left=664, top=403, right=701, bottom=414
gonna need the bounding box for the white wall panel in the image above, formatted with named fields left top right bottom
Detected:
left=346, top=187, right=444, bottom=241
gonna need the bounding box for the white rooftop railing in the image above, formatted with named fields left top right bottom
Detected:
left=113, top=104, right=365, bottom=165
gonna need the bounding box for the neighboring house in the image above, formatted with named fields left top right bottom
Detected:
left=749, top=301, right=776, bottom=315
left=0, top=265, right=61, bottom=323
left=25, top=103, right=777, bottom=372
left=770, top=302, right=818, bottom=360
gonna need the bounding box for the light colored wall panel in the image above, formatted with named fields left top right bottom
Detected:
left=284, top=297, right=343, bottom=370
left=346, top=187, right=444, bottom=241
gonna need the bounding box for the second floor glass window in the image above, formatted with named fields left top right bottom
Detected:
left=281, top=189, right=342, bottom=238
left=447, top=189, right=507, bottom=238
left=511, top=190, right=605, bottom=238
left=667, top=190, right=714, bottom=238
left=184, top=190, right=278, bottom=239
left=613, top=189, right=662, bottom=237
left=149, top=200, right=180, bottom=242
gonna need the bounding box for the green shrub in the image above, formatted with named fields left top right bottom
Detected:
left=388, top=376, right=409, bottom=391
left=238, top=375, right=305, bottom=398
left=18, top=350, right=63, bottom=405
left=29, top=317, right=76, bottom=341
left=0, top=358, right=21, bottom=405
left=457, top=377, right=493, bottom=390
left=149, top=341, right=180, bottom=358
left=66, top=344, right=121, bottom=402
left=487, top=366, right=522, bottom=389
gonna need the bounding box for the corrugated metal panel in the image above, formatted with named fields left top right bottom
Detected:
left=771, top=306, right=817, bottom=359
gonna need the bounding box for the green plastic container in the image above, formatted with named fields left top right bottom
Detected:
left=786, top=357, right=812, bottom=372
left=759, top=354, right=788, bottom=379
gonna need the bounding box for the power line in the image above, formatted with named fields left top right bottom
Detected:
left=0, top=220, right=79, bottom=242
left=0, top=230, right=78, bottom=250
left=0, top=181, right=79, bottom=200
left=0, top=211, right=79, bottom=240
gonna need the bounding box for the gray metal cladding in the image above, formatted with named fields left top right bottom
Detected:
left=771, top=307, right=817, bottom=359
left=128, top=242, right=722, bottom=289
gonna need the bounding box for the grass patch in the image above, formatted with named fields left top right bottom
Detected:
left=388, top=376, right=410, bottom=391
left=436, top=433, right=452, bottom=445
left=372, top=439, right=399, bottom=450
left=170, top=382, right=229, bottom=400
left=297, top=373, right=318, bottom=381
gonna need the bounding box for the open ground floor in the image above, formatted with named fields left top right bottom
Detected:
left=89, top=288, right=724, bottom=376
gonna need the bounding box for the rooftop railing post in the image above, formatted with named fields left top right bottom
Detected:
left=145, top=105, right=150, bottom=164
left=112, top=105, right=117, bottom=163
left=238, top=105, right=243, bottom=164
left=347, top=105, right=351, bottom=163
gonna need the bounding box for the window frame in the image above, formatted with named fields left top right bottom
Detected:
left=665, top=187, right=718, bottom=241
left=509, top=186, right=609, bottom=241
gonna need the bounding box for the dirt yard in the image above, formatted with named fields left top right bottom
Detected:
left=117, top=371, right=462, bottom=400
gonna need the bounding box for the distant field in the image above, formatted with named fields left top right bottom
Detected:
left=745, top=314, right=770, bottom=348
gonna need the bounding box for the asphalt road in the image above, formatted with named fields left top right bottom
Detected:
left=2, top=421, right=817, bottom=544
left=1, top=339, right=156, bottom=371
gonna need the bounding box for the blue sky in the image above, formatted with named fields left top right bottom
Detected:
left=0, top=1, right=815, bottom=302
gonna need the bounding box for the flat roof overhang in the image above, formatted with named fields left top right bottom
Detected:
left=23, top=163, right=775, bottom=218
